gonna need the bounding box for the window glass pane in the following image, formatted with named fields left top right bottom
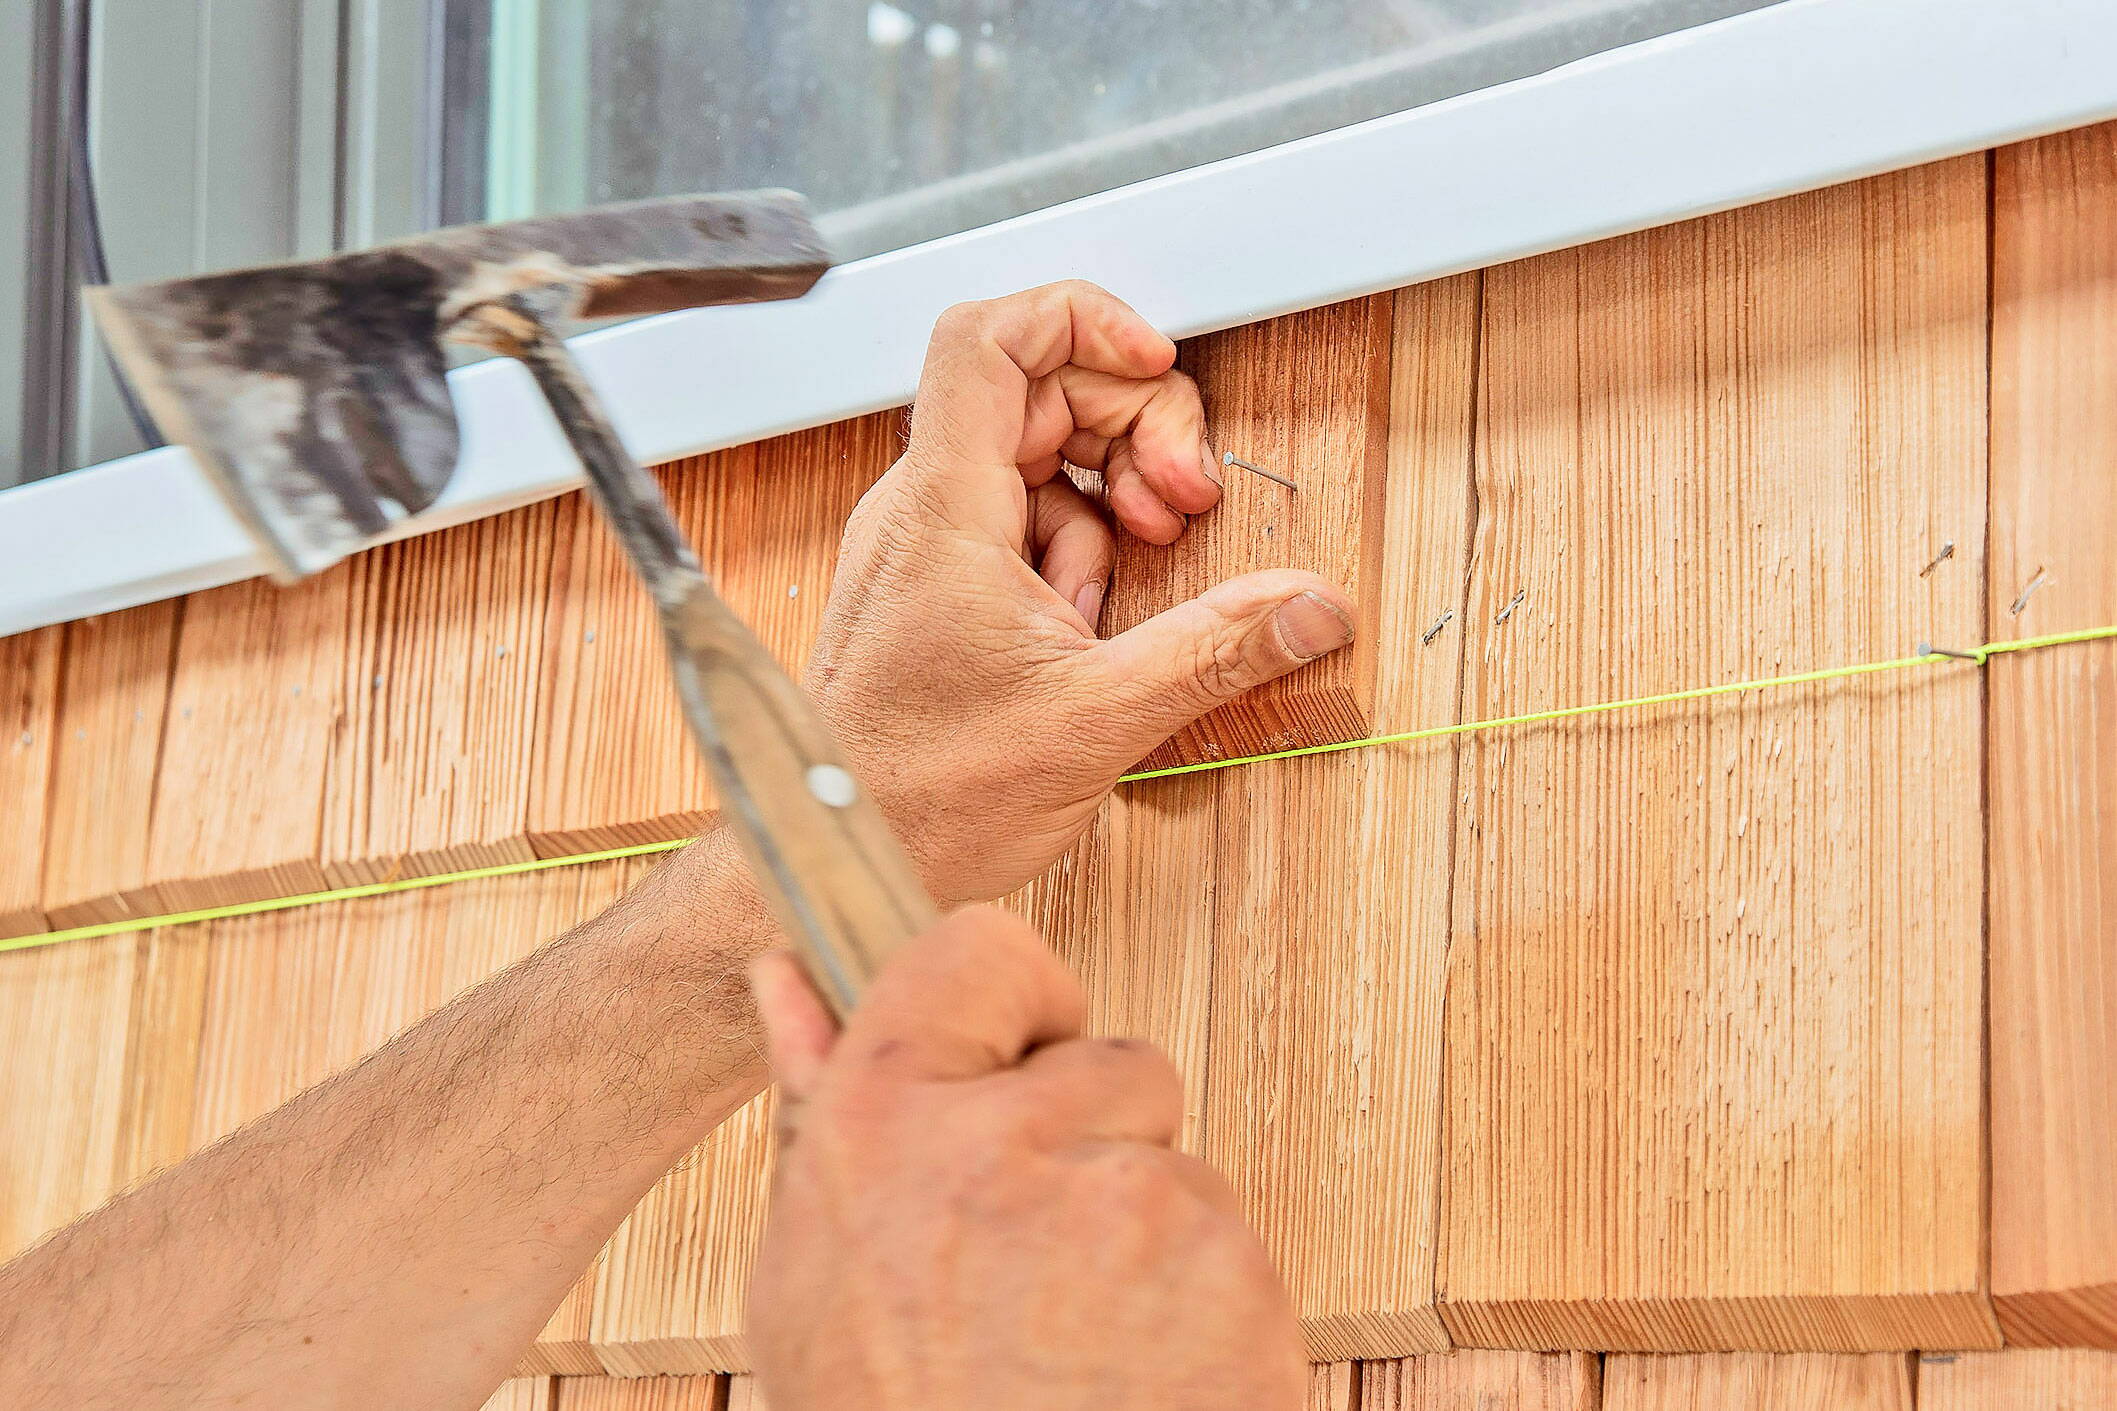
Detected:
left=458, top=0, right=1788, bottom=261
left=9, top=0, right=1790, bottom=488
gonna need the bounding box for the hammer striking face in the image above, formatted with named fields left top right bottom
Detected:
left=88, top=191, right=829, bottom=579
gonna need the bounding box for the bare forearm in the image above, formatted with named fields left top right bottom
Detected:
left=0, top=830, right=776, bottom=1411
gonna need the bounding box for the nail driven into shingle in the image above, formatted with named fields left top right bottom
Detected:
left=1223, top=451, right=1299, bottom=491
left=2009, top=565, right=2053, bottom=616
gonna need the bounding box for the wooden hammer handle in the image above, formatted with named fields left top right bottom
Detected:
left=660, top=581, right=939, bottom=1019
left=504, top=309, right=935, bottom=1018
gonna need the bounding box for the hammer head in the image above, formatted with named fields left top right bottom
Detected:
left=90, top=191, right=829, bottom=579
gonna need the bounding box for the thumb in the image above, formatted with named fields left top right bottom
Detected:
left=1086, top=569, right=1356, bottom=759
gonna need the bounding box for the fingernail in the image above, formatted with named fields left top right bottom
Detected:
left=1074, top=580, right=1106, bottom=630
left=1202, top=443, right=1223, bottom=486
left=1275, top=592, right=1355, bottom=661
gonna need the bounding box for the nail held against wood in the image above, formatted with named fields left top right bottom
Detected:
left=1222, top=451, right=1299, bottom=491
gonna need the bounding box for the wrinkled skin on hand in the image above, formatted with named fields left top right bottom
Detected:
left=806, top=281, right=1356, bottom=907
left=748, top=908, right=1308, bottom=1411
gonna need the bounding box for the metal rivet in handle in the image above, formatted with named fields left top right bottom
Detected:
left=806, top=764, right=859, bottom=808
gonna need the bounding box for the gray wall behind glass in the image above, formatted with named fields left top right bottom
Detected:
left=1, top=0, right=440, bottom=488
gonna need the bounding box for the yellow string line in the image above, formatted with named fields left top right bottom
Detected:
left=4, top=622, right=2112, bottom=956
left=1119, top=623, right=2117, bottom=782
left=0, top=840, right=695, bottom=955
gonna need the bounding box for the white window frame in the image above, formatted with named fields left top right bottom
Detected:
left=5, top=0, right=2116, bottom=636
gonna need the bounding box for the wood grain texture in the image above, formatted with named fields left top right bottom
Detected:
left=178, top=860, right=653, bottom=1381
left=0, top=935, right=136, bottom=1258
left=722, top=413, right=897, bottom=682
left=0, top=923, right=208, bottom=1260
left=1441, top=161, right=1996, bottom=1350
left=582, top=1091, right=778, bottom=1374
left=4, top=849, right=669, bottom=1381
left=528, top=457, right=733, bottom=856
left=1988, top=120, right=2117, bottom=1347
left=111, top=928, right=213, bottom=1187
left=1205, top=278, right=1476, bottom=1361
left=1037, top=783, right=1214, bottom=1147
left=482, top=1377, right=557, bottom=1411
left=143, top=572, right=353, bottom=911
left=539, top=293, right=1454, bottom=1372
left=1603, top=1354, right=1912, bottom=1409
left=5, top=415, right=888, bottom=934
left=537, top=1355, right=2117, bottom=1409
left=0, top=624, right=60, bottom=937
left=186, top=862, right=643, bottom=1148
left=41, top=601, right=182, bottom=925
left=1919, top=1350, right=2117, bottom=1408
left=321, top=505, right=557, bottom=885
left=521, top=422, right=897, bottom=1371
left=9, top=139, right=2092, bottom=1379
left=555, top=1374, right=722, bottom=1410
left=528, top=417, right=892, bottom=858
left=1308, top=1360, right=1358, bottom=1409
left=1102, top=296, right=1392, bottom=772
left=1363, top=1350, right=1601, bottom=1409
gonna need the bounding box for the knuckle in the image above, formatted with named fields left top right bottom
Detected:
left=932, top=299, right=989, bottom=340
left=1110, top=1038, right=1185, bottom=1103
left=1084, top=1040, right=1185, bottom=1135
left=1047, top=277, right=1105, bottom=304
left=1070, top=1036, right=1181, bottom=1099
left=921, top=910, right=1081, bottom=1037
left=1188, top=619, right=1266, bottom=702
left=1017, top=959, right=1087, bottom=1036
left=1078, top=1143, right=1182, bottom=1208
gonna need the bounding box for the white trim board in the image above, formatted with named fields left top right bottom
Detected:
left=6, top=0, right=2116, bottom=637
